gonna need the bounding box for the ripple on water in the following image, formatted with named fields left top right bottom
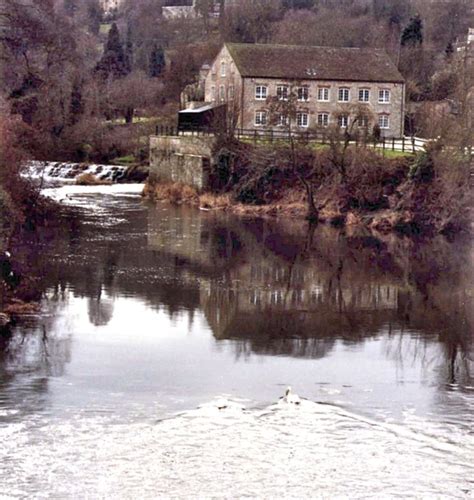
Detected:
left=0, top=399, right=472, bottom=499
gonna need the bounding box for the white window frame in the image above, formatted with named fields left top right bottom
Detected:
left=255, top=110, right=268, bottom=127
left=228, top=85, right=234, bottom=100
left=276, top=85, right=289, bottom=101
left=318, top=87, right=329, bottom=102
left=379, top=89, right=390, bottom=103
left=277, top=114, right=288, bottom=127
left=255, top=85, right=268, bottom=101
left=317, top=113, right=329, bottom=127
left=358, top=115, right=369, bottom=128
left=298, top=86, right=309, bottom=102
left=211, top=86, right=216, bottom=101
left=338, top=87, right=350, bottom=102
left=297, top=112, right=309, bottom=128
left=219, top=85, right=225, bottom=102
left=220, top=61, right=226, bottom=77
left=378, top=114, right=390, bottom=129
left=338, top=114, right=349, bottom=128
left=358, top=88, right=370, bottom=102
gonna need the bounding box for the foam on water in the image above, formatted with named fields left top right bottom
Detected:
left=0, top=397, right=472, bottom=499
left=24, top=161, right=128, bottom=183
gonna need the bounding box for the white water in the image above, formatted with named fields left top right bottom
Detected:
left=1, top=184, right=472, bottom=499
left=24, top=161, right=129, bottom=183
left=1, top=397, right=472, bottom=499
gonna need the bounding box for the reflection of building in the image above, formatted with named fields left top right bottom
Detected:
left=147, top=205, right=406, bottom=358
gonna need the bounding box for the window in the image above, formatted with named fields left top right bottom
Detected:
left=317, top=113, right=329, bottom=127
left=359, top=88, right=370, bottom=102
left=379, top=89, right=390, bottom=103
left=338, top=115, right=349, bottom=128
left=219, top=85, right=225, bottom=102
left=298, top=87, right=309, bottom=102
left=211, top=86, right=216, bottom=101
left=277, top=114, right=288, bottom=127
left=318, top=87, right=329, bottom=102
left=378, top=114, right=390, bottom=129
left=358, top=115, right=369, bottom=128
left=228, top=85, right=234, bottom=100
left=221, top=61, right=226, bottom=77
left=277, top=85, right=289, bottom=101
left=338, top=87, right=350, bottom=102
left=297, top=112, right=309, bottom=128
left=255, top=111, right=268, bottom=126
left=255, top=85, right=268, bottom=100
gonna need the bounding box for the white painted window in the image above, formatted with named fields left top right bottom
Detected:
left=338, top=87, right=350, bottom=102
left=297, top=112, right=309, bottom=128
left=277, top=114, right=288, bottom=127
left=338, top=115, right=349, bottom=128
left=211, top=86, right=216, bottom=101
left=221, top=61, right=226, bottom=77
left=358, top=115, right=369, bottom=128
left=317, top=113, right=329, bottom=127
left=276, top=85, right=288, bottom=101
left=228, top=85, right=234, bottom=100
left=318, top=87, right=329, bottom=101
left=359, top=88, right=370, bottom=102
left=298, top=87, right=309, bottom=102
left=379, top=89, right=390, bottom=103
left=219, top=85, right=225, bottom=102
left=255, top=85, right=268, bottom=100
left=378, top=114, right=390, bottom=129
left=255, top=111, right=268, bottom=126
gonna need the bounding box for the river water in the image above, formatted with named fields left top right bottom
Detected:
left=1, top=184, right=473, bottom=498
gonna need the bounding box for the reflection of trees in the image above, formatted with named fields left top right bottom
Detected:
left=3, top=202, right=473, bottom=388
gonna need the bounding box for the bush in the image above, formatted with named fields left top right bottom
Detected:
left=409, top=150, right=434, bottom=183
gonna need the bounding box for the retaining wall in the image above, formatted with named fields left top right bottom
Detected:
left=149, top=135, right=215, bottom=191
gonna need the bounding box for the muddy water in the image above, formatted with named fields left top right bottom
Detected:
left=1, top=185, right=473, bottom=498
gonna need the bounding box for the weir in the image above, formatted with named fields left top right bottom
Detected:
left=24, top=161, right=129, bottom=183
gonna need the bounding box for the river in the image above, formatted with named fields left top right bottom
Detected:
left=1, top=183, right=473, bottom=498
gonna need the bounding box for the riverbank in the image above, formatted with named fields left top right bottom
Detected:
left=144, top=140, right=472, bottom=237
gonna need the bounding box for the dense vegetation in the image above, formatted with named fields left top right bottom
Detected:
left=0, top=0, right=472, bottom=248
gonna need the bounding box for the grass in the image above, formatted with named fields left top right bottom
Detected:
left=113, top=155, right=136, bottom=165
left=238, top=137, right=414, bottom=158
left=99, top=23, right=111, bottom=35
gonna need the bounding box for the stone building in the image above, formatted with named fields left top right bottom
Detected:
left=100, top=0, right=123, bottom=15
left=204, top=43, right=406, bottom=137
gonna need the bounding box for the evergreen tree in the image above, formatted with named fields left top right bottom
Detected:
left=149, top=44, right=166, bottom=78
left=401, top=15, right=423, bottom=46
left=124, top=23, right=134, bottom=74
left=95, top=23, right=127, bottom=79
left=69, top=80, right=84, bottom=125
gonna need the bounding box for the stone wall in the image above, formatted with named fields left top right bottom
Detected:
left=149, top=135, right=215, bottom=191
left=239, top=78, right=405, bottom=138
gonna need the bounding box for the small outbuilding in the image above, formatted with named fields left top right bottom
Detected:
left=178, top=104, right=227, bottom=133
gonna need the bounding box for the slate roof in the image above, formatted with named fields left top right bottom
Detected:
left=226, top=43, right=404, bottom=84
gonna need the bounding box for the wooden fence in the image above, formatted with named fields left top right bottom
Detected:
left=155, top=125, right=432, bottom=154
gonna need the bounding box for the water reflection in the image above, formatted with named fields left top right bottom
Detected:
left=2, top=197, right=473, bottom=404
left=147, top=206, right=473, bottom=383
left=1, top=193, right=473, bottom=498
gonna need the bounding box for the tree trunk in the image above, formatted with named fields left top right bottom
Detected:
left=125, top=107, right=134, bottom=124
left=300, top=176, right=318, bottom=223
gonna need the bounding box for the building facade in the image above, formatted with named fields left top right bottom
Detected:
left=204, top=43, right=406, bottom=137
